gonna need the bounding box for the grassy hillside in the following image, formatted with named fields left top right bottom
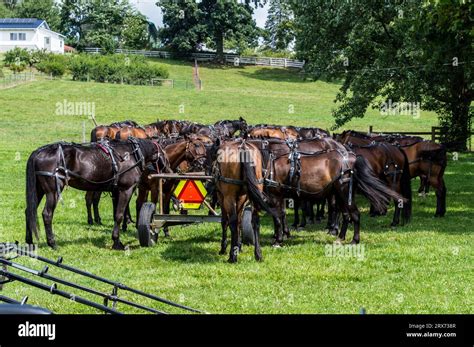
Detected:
left=0, top=58, right=472, bottom=314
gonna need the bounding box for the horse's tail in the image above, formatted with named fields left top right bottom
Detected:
left=25, top=151, right=39, bottom=243
left=242, top=151, right=279, bottom=220
left=353, top=155, right=403, bottom=214
left=400, top=149, right=412, bottom=224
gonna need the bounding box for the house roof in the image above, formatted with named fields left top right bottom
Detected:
left=0, top=18, right=49, bottom=30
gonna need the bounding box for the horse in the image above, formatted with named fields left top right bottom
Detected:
left=135, top=135, right=210, bottom=240
left=247, top=125, right=300, bottom=140
left=345, top=142, right=412, bottom=226
left=211, top=138, right=281, bottom=262
left=25, top=138, right=163, bottom=250
left=259, top=144, right=404, bottom=245
left=115, top=126, right=148, bottom=140
left=295, top=127, right=330, bottom=139
left=90, top=120, right=139, bottom=142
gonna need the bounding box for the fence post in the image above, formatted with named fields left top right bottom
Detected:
left=431, top=126, right=436, bottom=142
left=369, top=125, right=373, bottom=134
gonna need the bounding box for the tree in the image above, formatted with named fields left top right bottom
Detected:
left=158, top=0, right=264, bottom=62
left=0, top=1, right=13, bottom=17
left=121, top=12, right=150, bottom=49
left=292, top=0, right=473, bottom=150
left=15, top=0, right=61, bottom=32
left=60, top=0, right=148, bottom=51
left=264, top=0, right=294, bottom=51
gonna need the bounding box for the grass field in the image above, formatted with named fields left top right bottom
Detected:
left=0, top=58, right=472, bottom=314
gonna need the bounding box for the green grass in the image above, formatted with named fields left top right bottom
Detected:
left=0, top=58, right=472, bottom=314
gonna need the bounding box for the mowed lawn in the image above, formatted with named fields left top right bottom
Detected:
left=0, top=58, right=472, bottom=314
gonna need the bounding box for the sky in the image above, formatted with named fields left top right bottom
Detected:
left=130, top=0, right=269, bottom=28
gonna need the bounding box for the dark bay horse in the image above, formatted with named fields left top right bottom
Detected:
left=90, top=120, right=139, bottom=142
left=26, top=139, right=162, bottom=250
left=345, top=142, right=412, bottom=226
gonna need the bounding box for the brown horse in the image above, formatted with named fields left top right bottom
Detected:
left=211, top=139, right=281, bottom=262
left=345, top=142, right=412, bottom=226
left=115, top=126, right=148, bottom=140
left=26, top=139, right=162, bottom=250
left=90, top=120, right=139, bottom=142
left=248, top=125, right=300, bottom=140
left=135, top=136, right=209, bottom=239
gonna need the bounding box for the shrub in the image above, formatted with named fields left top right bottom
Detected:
left=36, top=54, right=68, bottom=77
left=4, top=48, right=30, bottom=71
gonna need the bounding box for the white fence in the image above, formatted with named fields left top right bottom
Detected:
left=84, top=47, right=305, bottom=69
left=84, top=47, right=171, bottom=58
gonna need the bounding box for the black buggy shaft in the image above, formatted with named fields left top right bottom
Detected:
left=0, top=257, right=167, bottom=314
left=0, top=269, right=121, bottom=314
left=15, top=246, right=203, bottom=313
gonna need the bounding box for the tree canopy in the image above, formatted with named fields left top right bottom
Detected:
left=292, top=0, right=473, bottom=150
left=264, top=0, right=294, bottom=51
left=158, top=0, right=264, bottom=62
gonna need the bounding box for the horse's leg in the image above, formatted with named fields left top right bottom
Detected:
left=326, top=194, right=339, bottom=236
left=272, top=199, right=285, bottom=246
left=43, top=192, right=59, bottom=249
left=316, top=199, right=325, bottom=222
left=306, top=201, right=315, bottom=225
left=162, top=186, right=173, bottom=237
left=111, top=188, right=133, bottom=250
left=236, top=195, right=246, bottom=251
left=350, top=205, right=361, bottom=244
left=121, top=197, right=133, bottom=232
left=26, top=186, right=45, bottom=245
left=282, top=203, right=290, bottom=238
left=86, top=191, right=94, bottom=225
left=252, top=208, right=262, bottom=261
left=434, top=176, right=447, bottom=217
left=336, top=212, right=350, bottom=242
left=224, top=199, right=239, bottom=263
left=219, top=212, right=229, bottom=255
left=92, top=191, right=102, bottom=225
left=299, top=200, right=307, bottom=229
left=291, top=199, right=300, bottom=229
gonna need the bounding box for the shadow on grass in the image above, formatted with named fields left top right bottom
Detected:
left=160, top=235, right=221, bottom=263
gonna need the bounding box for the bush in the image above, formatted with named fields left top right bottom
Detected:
left=69, top=53, right=169, bottom=84
left=4, top=48, right=30, bottom=72
left=36, top=54, right=68, bottom=77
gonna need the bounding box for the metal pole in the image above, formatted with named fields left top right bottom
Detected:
left=159, top=178, right=163, bottom=215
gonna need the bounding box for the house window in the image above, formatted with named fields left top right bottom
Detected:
left=18, top=33, right=26, bottom=41
left=60, top=40, right=63, bottom=47
left=45, top=37, right=50, bottom=44
left=10, top=33, right=18, bottom=41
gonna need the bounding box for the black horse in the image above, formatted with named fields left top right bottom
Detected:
left=25, top=138, right=163, bottom=250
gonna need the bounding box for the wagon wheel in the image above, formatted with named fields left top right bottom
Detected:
left=137, top=202, right=157, bottom=247
left=241, top=206, right=254, bottom=246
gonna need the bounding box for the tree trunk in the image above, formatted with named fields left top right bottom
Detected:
left=215, top=31, right=224, bottom=64
left=444, top=99, right=471, bottom=151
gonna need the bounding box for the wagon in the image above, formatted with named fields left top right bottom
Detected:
left=136, top=172, right=255, bottom=247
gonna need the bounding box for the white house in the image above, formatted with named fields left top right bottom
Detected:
left=0, top=18, right=65, bottom=54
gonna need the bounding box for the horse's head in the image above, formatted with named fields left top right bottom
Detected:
left=184, top=135, right=209, bottom=171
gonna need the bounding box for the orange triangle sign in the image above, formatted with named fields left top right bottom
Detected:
left=177, top=180, right=205, bottom=203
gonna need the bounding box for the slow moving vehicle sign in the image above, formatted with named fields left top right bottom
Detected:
left=173, top=180, right=207, bottom=209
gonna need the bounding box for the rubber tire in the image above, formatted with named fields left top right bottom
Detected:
left=137, top=202, right=156, bottom=247
left=241, top=207, right=254, bottom=246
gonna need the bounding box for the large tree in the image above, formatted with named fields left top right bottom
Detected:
left=60, top=0, right=150, bottom=51
left=264, top=0, right=294, bottom=51
left=0, top=1, right=13, bottom=17
left=15, top=0, right=61, bottom=32
left=158, top=0, right=263, bottom=62
left=292, top=0, right=473, bottom=150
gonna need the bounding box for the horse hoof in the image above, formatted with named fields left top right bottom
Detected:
left=87, top=219, right=93, bottom=225
left=328, top=229, right=338, bottom=236
left=272, top=243, right=282, bottom=248
left=95, top=220, right=102, bottom=225
left=227, top=257, right=237, bottom=263
left=48, top=242, right=57, bottom=250
left=334, top=239, right=343, bottom=245
left=350, top=239, right=359, bottom=245
left=112, top=241, right=125, bottom=251
left=219, top=249, right=226, bottom=255
left=297, top=226, right=304, bottom=232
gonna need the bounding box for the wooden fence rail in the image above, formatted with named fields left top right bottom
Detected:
left=369, top=125, right=473, bottom=150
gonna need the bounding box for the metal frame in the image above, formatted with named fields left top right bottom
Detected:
left=146, top=172, right=221, bottom=230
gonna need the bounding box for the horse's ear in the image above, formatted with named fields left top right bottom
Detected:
left=215, top=137, right=221, bottom=147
